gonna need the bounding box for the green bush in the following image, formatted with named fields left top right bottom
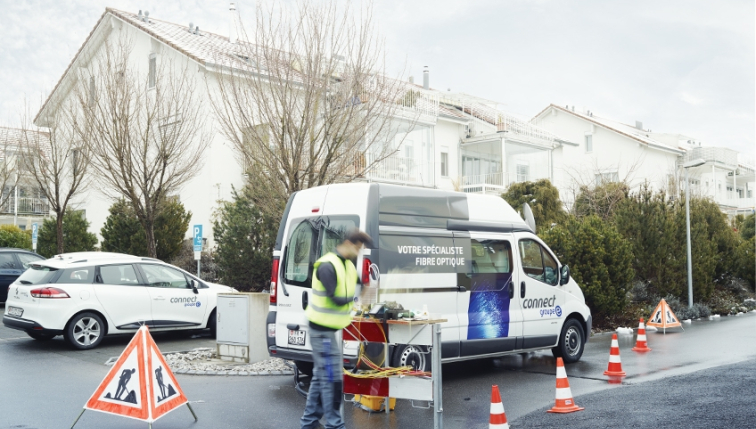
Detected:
left=541, top=215, right=634, bottom=320
left=101, top=198, right=191, bottom=261
left=572, top=182, right=629, bottom=220
left=0, top=224, right=32, bottom=249
left=501, top=179, right=567, bottom=231
left=213, top=186, right=277, bottom=292
left=168, top=240, right=219, bottom=283
left=36, top=211, right=98, bottom=258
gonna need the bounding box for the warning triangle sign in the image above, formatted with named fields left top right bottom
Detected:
left=647, top=299, right=682, bottom=332
left=82, top=326, right=190, bottom=424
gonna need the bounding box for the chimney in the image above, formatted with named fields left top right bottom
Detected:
left=229, top=3, right=238, bottom=43
left=635, top=121, right=643, bottom=130
left=409, top=76, right=414, bottom=85
left=423, top=66, right=429, bottom=90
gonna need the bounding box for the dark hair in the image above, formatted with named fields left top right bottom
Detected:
left=344, top=230, right=373, bottom=248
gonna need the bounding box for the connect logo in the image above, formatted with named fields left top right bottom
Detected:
left=539, top=304, right=563, bottom=318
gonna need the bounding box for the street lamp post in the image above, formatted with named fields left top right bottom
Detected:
left=683, top=158, right=705, bottom=308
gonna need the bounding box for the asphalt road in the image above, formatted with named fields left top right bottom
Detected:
left=2, top=304, right=755, bottom=429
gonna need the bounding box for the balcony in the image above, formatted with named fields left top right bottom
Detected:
left=0, top=196, right=50, bottom=215
left=462, top=172, right=506, bottom=194
left=365, top=153, right=431, bottom=186
left=683, top=147, right=739, bottom=168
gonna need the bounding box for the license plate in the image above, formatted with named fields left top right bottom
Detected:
left=8, top=306, right=23, bottom=317
left=288, top=329, right=306, bottom=346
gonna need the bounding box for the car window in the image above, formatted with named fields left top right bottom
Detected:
left=519, top=239, right=558, bottom=286
left=17, top=253, right=45, bottom=270
left=16, top=265, right=58, bottom=285
left=467, top=239, right=512, bottom=292
left=140, top=264, right=189, bottom=288
left=57, top=267, right=95, bottom=284
left=100, top=264, right=140, bottom=286
left=0, top=253, right=18, bottom=270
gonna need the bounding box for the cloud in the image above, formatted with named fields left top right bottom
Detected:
left=680, top=92, right=703, bottom=106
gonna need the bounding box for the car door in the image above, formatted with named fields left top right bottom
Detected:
left=138, top=263, right=208, bottom=328
left=515, top=235, right=565, bottom=348
left=457, top=233, right=523, bottom=357
left=94, top=264, right=152, bottom=330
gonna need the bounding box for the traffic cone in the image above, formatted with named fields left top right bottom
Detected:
left=547, top=357, right=584, bottom=413
left=489, top=385, right=509, bottom=429
left=603, top=333, right=626, bottom=378
left=631, top=318, right=652, bottom=352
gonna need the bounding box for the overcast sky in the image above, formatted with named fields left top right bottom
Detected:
left=2, top=0, right=754, bottom=162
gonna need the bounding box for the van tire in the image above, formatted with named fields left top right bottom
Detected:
left=392, top=344, right=431, bottom=372
left=552, top=318, right=585, bottom=364
left=295, top=360, right=314, bottom=377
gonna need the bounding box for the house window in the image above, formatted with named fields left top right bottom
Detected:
left=440, top=152, right=448, bottom=177
left=516, top=163, right=529, bottom=182
left=595, top=172, right=619, bottom=185
left=585, top=134, right=593, bottom=153
left=148, top=54, right=156, bottom=88
left=404, top=143, right=414, bottom=160
left=89, top=76, right=96, bottom=105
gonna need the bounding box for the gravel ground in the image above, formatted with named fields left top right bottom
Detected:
left=113, top=348, right=296, bottom=375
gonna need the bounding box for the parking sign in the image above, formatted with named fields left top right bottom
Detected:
left=193, top=225, right=203, bottom=252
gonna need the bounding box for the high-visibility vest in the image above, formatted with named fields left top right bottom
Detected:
left=305, top=252, right=357, bottom=330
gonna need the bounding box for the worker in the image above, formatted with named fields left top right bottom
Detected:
left=301, top=230, right=373, bottom=429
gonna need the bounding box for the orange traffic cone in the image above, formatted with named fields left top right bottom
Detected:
left=631, top=318, right=652, bottom=352
left=603, top=333, right=627, bottom=378
left=547, top=357, right=584, bottom=413
left=489, top=385, right=509, bottom=429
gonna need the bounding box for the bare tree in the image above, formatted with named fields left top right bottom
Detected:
left=76, top=38, right=210, bottom=258
left=211, top=0, right=421, bottom=214
left=21, top=100, right=91, bottom=254
left=0, top=128, right=22, bottom=217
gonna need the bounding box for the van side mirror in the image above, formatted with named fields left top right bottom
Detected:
left=559, top=265, right=570, bottom=285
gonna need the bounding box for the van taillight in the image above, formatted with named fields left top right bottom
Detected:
left=270, top=258, right=279, bottom=305
left=30, top=287, right=70, bottom=299
left=362, top=258, right=372, bottom=285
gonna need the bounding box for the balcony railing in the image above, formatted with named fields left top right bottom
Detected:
left=0, top=196, right=50, bottom=215
left=365, top=154, right=420, bottom=184
left=463, top=172, right=504, bottom=187
left=683, top=147, right=739, bottom=168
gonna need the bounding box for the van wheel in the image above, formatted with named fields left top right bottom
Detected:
left=295, top=360, right=314, bottom=377
left=552, top=318, right=585, bottom=364
left=65, top=312, right=105, bottom=350
left=392, top=344, right=431, bottom=372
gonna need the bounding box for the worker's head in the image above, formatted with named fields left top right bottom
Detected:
left=338, top=230, right=373, bottom=259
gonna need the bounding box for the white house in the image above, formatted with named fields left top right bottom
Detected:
left=0, top=127, right=50, bottom=230
left=531, top=104, right=755, bottom=215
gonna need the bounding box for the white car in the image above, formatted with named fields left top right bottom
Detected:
left=2, top=252, right=236, bottom=349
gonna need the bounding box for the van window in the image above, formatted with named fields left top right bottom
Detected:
left=283, top=216, right=359, bottom=287
left=518, top=239, right=558, bottom=286
left=468, top=239, right=512, bottom=292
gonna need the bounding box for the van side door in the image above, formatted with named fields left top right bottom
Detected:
left=515, top=234, right=565, bottom=348
left=456, top=233, right=523, bottom=357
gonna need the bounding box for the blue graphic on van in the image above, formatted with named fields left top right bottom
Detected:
left=467, top=273, right=511, bottom=340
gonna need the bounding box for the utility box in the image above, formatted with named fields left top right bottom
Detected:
left=216, top=292, right=269, bottom=363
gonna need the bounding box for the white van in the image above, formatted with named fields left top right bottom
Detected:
left=266, top=183, right=591, bottom=374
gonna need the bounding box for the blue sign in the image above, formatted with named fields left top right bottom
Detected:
left=193, top=224, right=203, bottom=252
left=31, top=223, right=38, bottom=245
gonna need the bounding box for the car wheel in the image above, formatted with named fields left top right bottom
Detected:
left=552, top=318, right=585, bottom=364
left=28, top=332, right=56, bottom=341
left=65, top=312, right=105, bottom=350
left=207, top=309, right=217, bottom=338
left=392, top=344, right=431, bottom=372
left=295, top=360, right=314, bottom=377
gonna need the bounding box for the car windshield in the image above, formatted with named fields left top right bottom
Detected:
left=16, top=265, right=59, bottom=285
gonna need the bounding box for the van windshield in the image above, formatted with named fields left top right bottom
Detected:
left=283, top=216, right=359, bottom=288
left=16, top=265, right=59, bottom=285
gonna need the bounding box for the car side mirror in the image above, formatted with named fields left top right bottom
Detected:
left=559, top=265, right=570, bottom=286
left=190, top=279, right=199, bottom=294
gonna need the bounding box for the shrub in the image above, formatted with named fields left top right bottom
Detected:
left=36, top=211, right=98, bottom=258
left=213, top=186, right=277, bottom=292
left=541, top=215, right=634, bottom=320
left=501, top=179, right=567, bottom=231
left=168, top=240, right=219, bottom=283
left=101, top=198, right=191, bottom=261
left=572, top=181, right=629, bottom=220
left=0, top=224, right=32, bottom=249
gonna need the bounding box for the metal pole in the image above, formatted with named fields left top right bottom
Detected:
left=432, top=323, right=443, bottom=429
left=13, top=175, right=18, bottom=227
left=197, top=260, right=201, bottom=278
left=186, top=402, right=198, bottom=421
left=685, top=167, right=694, bottom=308
left=70, top=409, right=85, bottom=428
